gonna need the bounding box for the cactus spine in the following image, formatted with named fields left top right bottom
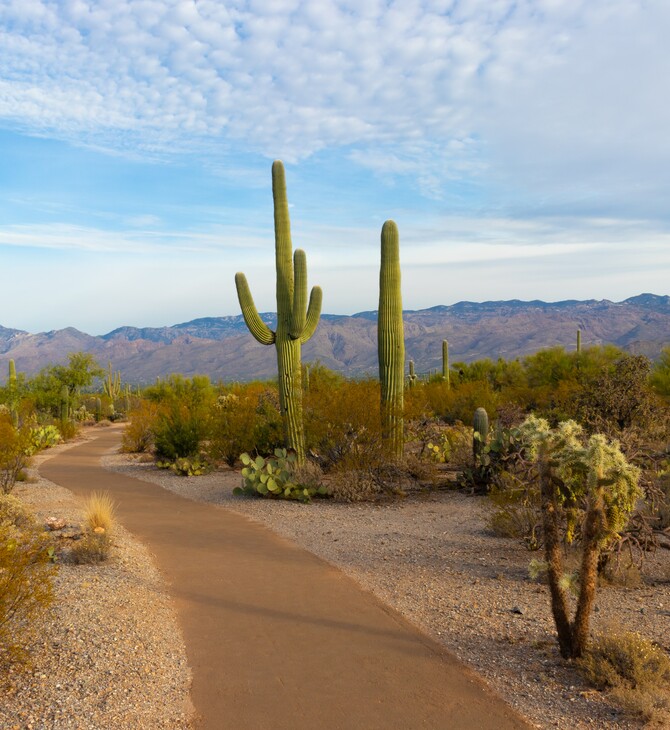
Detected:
left=442, top=339, right=450, bottom=389
left=473, top=407, right=489, bottom=463
left=378, top=220, right=404, bottom=460
left=235, top=161, right=322, bottom=464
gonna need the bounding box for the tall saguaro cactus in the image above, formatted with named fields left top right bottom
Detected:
left=235, top=161, right=322, bottom=464
left=8, top=359, right=18, bottom=427
left=378, top=220, right=405, bottom=460
left=442, top=339, right=450, bottom=389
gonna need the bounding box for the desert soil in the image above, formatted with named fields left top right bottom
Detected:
left=3, top=425, right=669, bottom=729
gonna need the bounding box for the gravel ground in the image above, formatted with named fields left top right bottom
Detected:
left=4, top=429, right=668, bottom=729
left=1, top=436, right=194, bottom=730
left=102, top=453, right=670, bottom=730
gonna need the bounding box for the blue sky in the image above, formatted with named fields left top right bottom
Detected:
left=0, top=0, right=669, bottom=334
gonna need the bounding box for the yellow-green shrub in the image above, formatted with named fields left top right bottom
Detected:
left=0, top=494, right=56, bottom=667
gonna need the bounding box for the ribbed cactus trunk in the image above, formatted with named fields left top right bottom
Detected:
left=442, top=339, right=450, bottom=389
left=378, top=220, right=404, bottom=461
left=235, top=161, right=322, bottom=465
left=60, top=385, right=70, bottom=422
left=8, top=359, right=18, bottom=427
left=473, top=407, right=489, bottom=463
left=576, top=329, right=582, bottom=355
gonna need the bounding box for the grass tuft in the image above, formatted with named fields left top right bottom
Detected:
left=84, top=491, right=116, bottom=533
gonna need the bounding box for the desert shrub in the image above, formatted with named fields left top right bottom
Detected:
left=650, top=346, right=670, bottom=397
left=144, top=374, right=214, bottom=461
left=576, top=354, right=661, bottom=435
left=56, top=418, right=78, bottom=441
left=69, top=530, right=111, bottom=564
left=68, top=492, right=116, bottom=565
left=303, top=376, right=381, bottom=468
left=153, top=403, right=205, bottom=461
left=328, top=439, right=430, bottom=502
left=235, top=449, right=329, bottom=503
left=487, top=482, right=542, bottom=550
left=206, top=384, right=283, bottom=465
left=578, top=630, right=670, bottom=726
left=121, top=400, right=160, bottom=453
left=0, top=495, right=56, bottom=667
left=442, top=381, right=499, bottom=425
left=0, top=419, right=32, bottom=494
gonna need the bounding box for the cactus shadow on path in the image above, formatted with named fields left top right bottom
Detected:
left=40, top=428, right=533, bottom=730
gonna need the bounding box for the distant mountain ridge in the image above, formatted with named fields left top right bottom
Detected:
left=1, top=294, right=668, bottom=384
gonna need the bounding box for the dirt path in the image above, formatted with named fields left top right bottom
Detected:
left=40, top=428, right=532, bottom=730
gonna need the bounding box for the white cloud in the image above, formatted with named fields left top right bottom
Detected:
left=1, top=0, right=669, bottom=240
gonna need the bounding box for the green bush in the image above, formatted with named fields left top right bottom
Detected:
left=0, top=419, right=32, bottom=495
left=0, top=494, right=56, bottom=667
left=121, top=400, right=159, bottom=453
left=153, top=403, right=204, bottom=461
left=206, top=384, right=283, bottom=465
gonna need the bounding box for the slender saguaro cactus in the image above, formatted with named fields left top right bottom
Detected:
left=408, top=360, right=417, bottom=388
left=473, top=407, right=489, bottom=463
left=235, top=161, right=322, bottom=464
left=442, top=339, right=450, bottom=389
left=576, top=329, right=582, bottom=355
left=60, top=385, right=70, bottom=422
left=8, top=359, right=18, bottom=427
left=103, top=362, right=122, bottom=407
left=378, top=220, right=405, bottom=460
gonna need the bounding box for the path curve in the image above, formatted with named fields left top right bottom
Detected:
left=41, top=428, right=532, bottom=730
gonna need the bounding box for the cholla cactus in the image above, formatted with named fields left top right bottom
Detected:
left=519, top=415, right=640, bottom=658
left=378, top=220, right=404, bottom=460
left=235, top=161, right=322, bottom=464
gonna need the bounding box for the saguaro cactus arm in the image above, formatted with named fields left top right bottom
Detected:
left=235, top=272, right=276, bottom=345
left=290, top=249, right=308, bottom=338
left=300, top=285, right=323, bottom=343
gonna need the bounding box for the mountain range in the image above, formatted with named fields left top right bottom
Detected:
left=1, top=294, right=668, bottom=384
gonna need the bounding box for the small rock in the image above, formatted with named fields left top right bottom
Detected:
left=511, top=606, right=524, bottom=615
left=45, top=516, right=67, bottom=531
